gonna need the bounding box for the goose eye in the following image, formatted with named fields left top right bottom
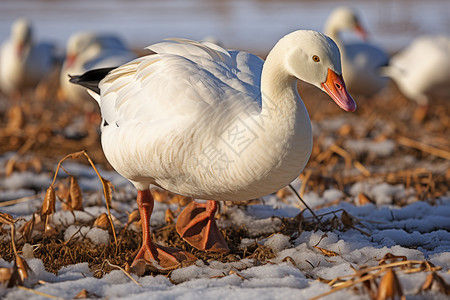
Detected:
left=312, top=55, right=320, bottom=62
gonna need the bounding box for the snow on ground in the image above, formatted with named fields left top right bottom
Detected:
left=0, top=112, right=449, bottom=299
left=0, top=158, right=448, bottom=299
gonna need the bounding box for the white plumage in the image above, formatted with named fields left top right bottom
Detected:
left=0, top=18, right=55, bottom=96
left=383, top=35, right=450, bottom=105
left=88, top=30, right=355, bottom=199
left=73, top=30, right=356, bottom=266
left=324, top=6, right=389, bottom=96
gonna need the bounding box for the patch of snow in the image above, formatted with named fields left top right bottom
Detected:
left=64, top=225, right=110, bottom=245
left=344, top=139, right=396, bottom=157
left=0, top=172, right=50, bottom=190
left=263, top=233, right=291, bottom=252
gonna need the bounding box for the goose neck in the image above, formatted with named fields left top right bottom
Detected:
left=260, top=47, right=299, bottom=115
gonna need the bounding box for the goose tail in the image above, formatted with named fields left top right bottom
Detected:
left=69, top=67, right=116, bottom=104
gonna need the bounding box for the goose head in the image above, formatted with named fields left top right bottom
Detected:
left=64, top=32, right=126, bottom=68
left=281, top=30, right=357, bottom=112
left=65, top=32, right=98, bottom=68
left=324, top=7, right=367, bottom=40
left=11, top=18, right=32, bottom=57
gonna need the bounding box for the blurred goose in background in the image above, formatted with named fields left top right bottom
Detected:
left=70, top=30, right=356, bottom=268
left=0, top=18, right=56, bottom=98
left=382, top=35, right=450, bottom=107
left=60, top=31, right=136, bottom=111
left=324, top=6, right=389, bottom=97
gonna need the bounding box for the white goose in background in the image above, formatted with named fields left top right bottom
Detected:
left=382, top=35, right=450, bottom=106
left=71, top=30, right=356, bottom=269
left=60, top=32, right=136, bottom=111
left=324, top=6, right=389, bottom=97
left=0, top=18, right=55, bottom=97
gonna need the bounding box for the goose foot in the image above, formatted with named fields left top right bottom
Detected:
left=132, top=241, right=197, bottom=269
left=176, top=200, right=229, bottom=253
left=133, top=189, right=197, bottom=269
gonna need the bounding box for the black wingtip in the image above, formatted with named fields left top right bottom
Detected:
left=68, top=67, right=117, bottom=95
left=68, top=74, right=80, bottom=83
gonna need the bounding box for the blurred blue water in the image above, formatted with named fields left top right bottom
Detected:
left=1, top=0, right=449, bottom=53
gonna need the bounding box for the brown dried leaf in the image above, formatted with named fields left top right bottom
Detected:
left=294, top=211, right=304, bottom=224
left=74, top=289, right=89, bottom=299
left=56, top=181, right=69, bottom=199
left=101, top=177, right=114, bottom=205
left=171, top=195, right=193, bottom=207
left=30, top=156, right=43, bottom=174
left=7, top=263, right=22, bottom=288
left=15, top=161, right=28, bottom=172
left=93, top=213, right=111, bottom=231
left=7, top=105, right=24, bottom=130
left=376, top=269, right=404, bottom=300
left=44, top=223, right=57, bottom=237
left=74, top=289, right=99, bottom=299
left=0, top=268, right=12, bottom=284
left=165, top=209, right=174, bottom=224
left=358, top=193, right=374, bottom=206
left=341, top=210, right=354, bottom=227
left=153, top=189, right=169, bottom=203
left=338, top=124, right=352, bottom=136
left=127, top=210, right=140, bottom=225
left=58, top=182, right=71, bottom=210
left=420, top=272, right=434, bottom=291
left=18, top=214, right=35, bottom=243
left=69, top=176, right=83, bottom=211
left=15, top=255, right=31, bottom=282
left=41, top=186, right=56, bottom=217
left=276, top=188, right=292, bottom=200
left=130, top=259, right=146, bottom=277
left=124, top=263, right=131, bottom=274
left=419, top=272, right=450, bottom=295
left=179, top=196, right=193, bottom=207
left=432, top=272, right=450, bottom=295
left=5, top=158, right=16, bottom=177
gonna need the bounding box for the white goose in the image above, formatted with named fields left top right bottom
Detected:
left=71, top=30, right=356, bottom=268
left=382, top=35, right=450, bottom=106
left=324, top=6, right=389, bottom=97
left=60, top=32, right=136, bottom=110
left=0, top=18, right=55, bottom=97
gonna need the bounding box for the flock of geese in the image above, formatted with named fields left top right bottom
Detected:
left=1, top=7, right=449, bottom=269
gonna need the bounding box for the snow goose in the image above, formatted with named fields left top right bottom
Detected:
left=0, top=18, right=55, bottom=97
left=382, top=35, right=450, bottom=106
left=60, top=32, right=136, bottom=110
left=324, top=6, right=389, bottom=96
left=70, top=30, right=356, bottom=268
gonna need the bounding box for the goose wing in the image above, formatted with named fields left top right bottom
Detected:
left=98, top=39, right=264, bottom=128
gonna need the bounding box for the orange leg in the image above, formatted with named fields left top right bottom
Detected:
left=176, top=200, right=229, bottom=253
left=133, top=190, right=197, bottom=268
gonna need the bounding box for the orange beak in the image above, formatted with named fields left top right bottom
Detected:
left=16, top=42, right=24, bottom=57
left=321, top=69, right=356, bottom=112
left=66, top=54, right=76, bottom=68
left=355, top=23, right=368, bottom=41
